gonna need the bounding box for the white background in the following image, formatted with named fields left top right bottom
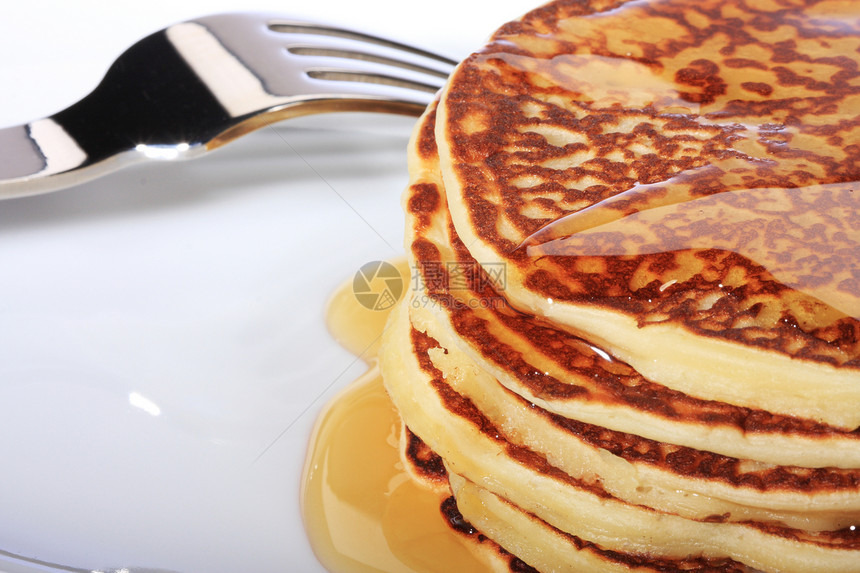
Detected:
left=0, top=1, right=536, bottom=572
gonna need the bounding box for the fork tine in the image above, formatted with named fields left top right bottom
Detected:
left=266, top=19, right=458, bottom=69
left=263, top=18, right=455, bottom=104
left=285, top=46, right=450, bottom=96
left=181, top=12, right=454, bottom=114
left=304, top=67, right=444, bottom=96
left=267, top=18, right=455, bottom=94
left=286, top=46, right=450, bottom=80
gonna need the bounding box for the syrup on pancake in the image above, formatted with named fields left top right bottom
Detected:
left=371, top=1, right=860, bottom=571
left=435, top=0, right=860, bottom=428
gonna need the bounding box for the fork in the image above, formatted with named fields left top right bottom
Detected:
left=0, top=12, right=456, bottom=199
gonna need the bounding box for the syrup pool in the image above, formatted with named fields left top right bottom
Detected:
left=300, top=258, right=486, bottom=572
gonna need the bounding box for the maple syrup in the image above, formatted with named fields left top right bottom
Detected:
left=300, top=259, right=487, bottom=573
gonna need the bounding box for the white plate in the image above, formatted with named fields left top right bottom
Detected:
left=0, top=1, right=535, bottom=572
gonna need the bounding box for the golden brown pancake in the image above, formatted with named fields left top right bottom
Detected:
left=407, top=102, right=860, bottom=471
left=424, top=315, right=860, bottom=530
left=402, top=95, right=860, bottom=525
left=435, top=0, right=860, bottom=428
left=397, top=425, right=525, bottom=573
left=402, top=104, right=860, bottom=530
left=380, top=300, right=860, bottom=572
left=401, top=429, right=752, bottom=572
left=447, top=473, right=751, bottom=573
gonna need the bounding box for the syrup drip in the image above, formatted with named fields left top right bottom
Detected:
left=301, top=259, right=486, bottom=572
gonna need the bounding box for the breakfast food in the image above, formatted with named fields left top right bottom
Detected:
left=377, top=0, right=860, bottom=571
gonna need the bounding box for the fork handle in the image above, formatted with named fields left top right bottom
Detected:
left=0, top=30, right=231, bottom=199
left=0, top=123, right=64, bottom=184
left=0, top=118, right=106, bottom=198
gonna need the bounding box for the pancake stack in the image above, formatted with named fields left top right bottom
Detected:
left=378, top=0, right=860, bottom=571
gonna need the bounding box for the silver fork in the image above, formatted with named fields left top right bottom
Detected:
left=0, top=12, right=455, bottom=199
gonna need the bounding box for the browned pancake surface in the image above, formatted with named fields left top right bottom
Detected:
left=438, top=0, right=860, bottom=362
left=406, top=176, right=860, bottom=466
left=406, top=324, right=860, bottom=551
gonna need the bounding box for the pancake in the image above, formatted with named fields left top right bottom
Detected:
left=447, top=473, right=750, bottom=573
left=402, top=103, right=860, bottom=529
left=407, top=101, right=860, bottom=471
left=397, top=424, right=525, bottom=573
left=422, top=310, right=860, bottom=530
left=434, top=0, right=860, bottom=428
left=401, top=425, right=750, bottom=572
left=380, top=300, right=860, bottom=572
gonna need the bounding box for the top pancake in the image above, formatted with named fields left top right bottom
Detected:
left=435, top=0, right=860, bottom=428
